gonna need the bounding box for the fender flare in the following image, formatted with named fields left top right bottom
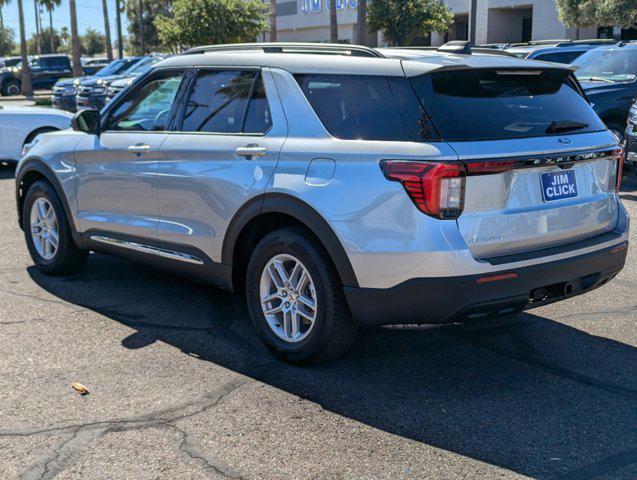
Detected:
left=222, top=193, right=359, bottom=288
left=15, top=157, right=77, bottom=233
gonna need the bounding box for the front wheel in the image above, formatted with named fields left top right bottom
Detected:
left=22, top=180, right=88, bottom=275
left=2, top=80, right=21, bottom=96
left=246, top=227, right=357, bottom=364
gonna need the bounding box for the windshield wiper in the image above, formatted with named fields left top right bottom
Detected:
left=581, top=76, right=615, bottom=84
left=546, top=120, right=589, bottom=134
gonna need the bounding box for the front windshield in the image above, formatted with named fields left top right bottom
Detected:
left=574, top=48, right=637, bottom=82
left=95, top=59, right=130, bottom=77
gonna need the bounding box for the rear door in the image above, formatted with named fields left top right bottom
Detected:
left=75, top=69, right=185, bottom=240
left=157, top=67, right=287, bottom=262
left=409, top=67, right=620, bottom=259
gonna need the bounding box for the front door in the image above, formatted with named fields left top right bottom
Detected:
left=157, top=67, right=287, bottom=262
left=75, top=69, right=185, bottom=240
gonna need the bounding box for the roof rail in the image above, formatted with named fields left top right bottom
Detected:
left=184, top=42, right=384, bottom=58
left=438, top=41, right=472, bottom=54
left=383, top=45, right=516, bottom=58
left=528, top=39, right=570, bottom=45
left=555, top=39, right=616, bottom=47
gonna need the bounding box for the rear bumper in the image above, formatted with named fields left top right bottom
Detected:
left=344, top=240, right=628, bottom=325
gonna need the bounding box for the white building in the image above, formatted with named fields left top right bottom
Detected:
left=266, top=0, right=636, bottom=46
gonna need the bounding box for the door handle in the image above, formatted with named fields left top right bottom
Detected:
left=235, top=144, right=267, bottom=160
left=127, top=144, right=151, bottom=155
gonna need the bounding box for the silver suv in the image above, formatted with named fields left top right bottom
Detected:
left=15, top=43, right=629, bottom=363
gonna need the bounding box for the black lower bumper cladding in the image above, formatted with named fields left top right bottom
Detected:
left=344, top=241, right=628, bottom=325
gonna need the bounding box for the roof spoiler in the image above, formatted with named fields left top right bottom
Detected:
left=184, top=42, right=384, bottom=58
left=438, top=41, right=472, bottom=54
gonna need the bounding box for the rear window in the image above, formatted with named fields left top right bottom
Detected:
left=409, top=68, right=605, bottom=141
left=533, top=51, right=584, bottom=64
left=295, top=74, right=425, bottom=141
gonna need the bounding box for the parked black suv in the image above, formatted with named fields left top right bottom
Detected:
left=0, top=54, right=72, bottom=96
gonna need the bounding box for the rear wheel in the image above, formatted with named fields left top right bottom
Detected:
left=246, top=227, right=357, bottom=364
left=22, top=180, right=88, bottom=275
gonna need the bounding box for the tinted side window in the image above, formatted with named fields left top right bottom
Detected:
left=40, top=57, right=70, bottom=69
left=535, top=51, right=583, bottom=64
left=295, top=74, right=412, bottom=141
left=243, top=75, right=271, bottom=134
left=107, top=71, right=183, bottom=131
left=181, top=70, right=255, bottom=134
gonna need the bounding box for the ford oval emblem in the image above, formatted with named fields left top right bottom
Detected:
left=558, top=138, right=572, bottom=145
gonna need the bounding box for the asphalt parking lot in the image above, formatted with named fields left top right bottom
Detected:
left=0, top=164, right=635, bottom=480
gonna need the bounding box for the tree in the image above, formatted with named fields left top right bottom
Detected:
left=101, top=0, right=113, bottom=60
left=81, top=28, right=105, bottom=56
left=0, top=0, right=12, bottom=31
left=329, top=0, right=337, bottom=42
left=126, top=0, right=172, bottom=55
left=0, top=25, right=14, bottom=55
left=156, top=0, right=267, bottom=52
left=269, top=0, right=276, bottom=42
left=17, top=0, right=33, bottom=96
left=115, top=0, right=123, bottom=58
left=584, top=0, right=637, bottom=29
left=556, top=0, right=592, bottom=39
left=27, top=27, right=60, bottom=54
left=356, top=0, right=367, bottom=45
left=368, top=0, right=454, bottom=46
left=69, top=0, right=82, bottom=77
left=33, top=0, right=41, bottom=54
left=40, top=0, right=62, bottom=54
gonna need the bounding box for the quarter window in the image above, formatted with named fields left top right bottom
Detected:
left=295, top=74, right=418, bottom=141
left=107, top=71, right=183, bottom=132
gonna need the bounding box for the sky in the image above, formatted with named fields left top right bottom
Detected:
left=1, top=0, right=129, bottom=39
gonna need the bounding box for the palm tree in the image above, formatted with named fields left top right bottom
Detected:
left=17, top=0, right=33, bottom=96
left=0, top=0, right=12, bottom=30
left=69, top=0, right=82, bottom=76
left=329, top=0, right=337, bottom=43
left=269, top=0, right=276, bottom=42
left=101, top=0, right=113, bottom=60
left=40, top=0, right=62, bottom=54
left=356, top=0, right=366, bottom=45
left=33, top=0, right=41, bottom=54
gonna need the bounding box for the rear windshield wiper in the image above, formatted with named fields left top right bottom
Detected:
left=546, top=120, right=589, bottom=134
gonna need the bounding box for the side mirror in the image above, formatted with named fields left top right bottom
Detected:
left=71, top=109, right=101, bottom=134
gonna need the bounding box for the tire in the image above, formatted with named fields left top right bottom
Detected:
left=246, top=227, right=357, bottom=364
left=22, top=180, right=88, bottom=275
left=2, top=80, right=21, bottom=96
left=606, top=121, right=626, bottom=144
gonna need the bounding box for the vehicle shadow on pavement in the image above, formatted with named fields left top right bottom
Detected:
left=28, top=254, right=637, bottom=480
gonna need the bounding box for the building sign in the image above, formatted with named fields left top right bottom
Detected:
left=301, top=0, right=357, bottom=14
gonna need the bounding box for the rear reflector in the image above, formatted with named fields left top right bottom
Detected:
left=476, top=272, right=519, bottom=284
left=610, top=243, right=628, bottom=255
left=380, top=160, right=466, bottom=219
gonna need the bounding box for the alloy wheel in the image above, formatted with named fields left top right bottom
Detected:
left=259, top=254, right=318, bottom=343
left=30, top=198, right=59, bottom=260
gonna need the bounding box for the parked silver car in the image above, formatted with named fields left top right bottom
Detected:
left=15, top=43, right=629, bottom=363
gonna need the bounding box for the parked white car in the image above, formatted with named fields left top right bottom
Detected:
left=0, top=106, right=72, bottom=165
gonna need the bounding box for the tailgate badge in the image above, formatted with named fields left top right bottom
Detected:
left=558, top=138, right=572, bottom=145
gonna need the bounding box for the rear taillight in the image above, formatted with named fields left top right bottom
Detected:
left=615, top=147, right=624, bottom=192
left=380, top=160, right=465, bottom=219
